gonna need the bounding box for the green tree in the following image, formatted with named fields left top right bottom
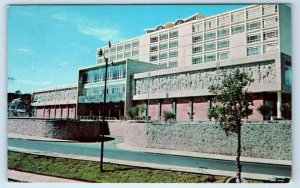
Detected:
left=208, top=68, right=254, bottom=183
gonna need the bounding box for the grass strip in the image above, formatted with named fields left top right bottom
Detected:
left=8, top=151, right=262, bottom=183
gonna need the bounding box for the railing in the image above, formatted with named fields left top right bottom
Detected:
left=77, top=116, right=117, bottom=121
left=78, top=94, right=125, bottom=103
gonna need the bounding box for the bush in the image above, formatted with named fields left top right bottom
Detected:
left=126, top=106, right=139, bottom=120
left=257, top=104, right=271, bottom=116
left=163, top=110, right=176, bottom=121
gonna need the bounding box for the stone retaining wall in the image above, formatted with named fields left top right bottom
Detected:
left=8, top=118, right=104, bottom=141
left=108, top=121, right=292, bottom=160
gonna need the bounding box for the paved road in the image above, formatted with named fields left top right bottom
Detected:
left=8, top=137, right=291, bottom=177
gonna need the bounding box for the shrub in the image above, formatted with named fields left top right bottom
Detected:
left=163, top=110, right=176, bottom=121
left=257, top=104, right=271, bottom=117
left=126, top=106, right=139, bottom=120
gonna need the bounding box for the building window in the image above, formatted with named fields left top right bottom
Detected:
left=231, top=11, right=244, bottom=23
left=204, top=54, right=216, bottom=62
left=192, top=35, right=203, bottom=43
left=204, top=31, right=216, bottom=40
left=192, top=56, right=202, bottom=64
left=125, top=42, right=132, bottom=49
left=217, top=15, right=230, bottom=26
left=117, top=53, right=123, bottom=60
left=204, top=42, right=216, bottom=52
left=132, top=40, right=139, bottom=48
left=247, top=33, right=261, bottom=43
left=169, top=50, right=178, bottom=58
left=104, top=48, right=109, bottom=55
left=218, top=51, right=229, bottom=60
left=247, top=8, right=261, bottom=19
left=263, top=16, right=278, bottom=28
left=150, top=45, right=158, bottom=52
left=247, top=46, right=261, bottom=56
left=169, top=40, right=178, bottom=48
left=132, top=49, right=139, bottom=56
left=159, top=62, right=168, bottom=68
left=124, top=51, right=131, bottom=58
left=169, top=30, right=178, bottom=38
left=110, top=46, right=116, bottom=53
left=246, top=20, right=261, bottom=31
left=263, top=4, right=278, bottom=15
left=159, top=52, right=168, bottom=60
left=117, top=44, right=124, bottom=51
left=159, top=33, right=168, bottom=41
left=263, top=43, right=278, bottom=53
left=159, top=42, right=168, bottom=50
left=217, top=40, right=229, bottom=49
left=110, top=54, right=116, bottom=62
left=205, top=19, right=216, bottom=30
left=217, top=28, right=229, bottom=38
left=150, top=35, right=158, bottom=43
left=231, top=24, right=244, bottom=34
left=150, top=54, right=158, bottom=61
left=192, top=22, right=204, bottom=33
left=169, top=60, right=178, bottom=68
left=97, top=58, right=103, bottom=64
left=192, top=45, right=203, bottom=54
left=285, top=64, right=292, bottom=87
left=263, top=29, right=278, bottom=40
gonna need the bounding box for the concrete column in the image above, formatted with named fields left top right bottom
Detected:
left=67, top=105, right=69, bottom=119
left=189, top=98, right=193, bottom=121
left=157, top=100, right=161, bottom=121
left=144, top=100, right=148, bottom=117
left=172, top=99, right=176, bottom=113
left=277, top=90, right=282, bottom=118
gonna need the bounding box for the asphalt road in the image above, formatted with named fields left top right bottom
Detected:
left=8, top=137, right=291, bottom=177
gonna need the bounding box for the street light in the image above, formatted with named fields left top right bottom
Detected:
left=97, top=41, right=114, bottom=172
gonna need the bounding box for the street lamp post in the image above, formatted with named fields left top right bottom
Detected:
left=97, top=41, right=114, bottom=172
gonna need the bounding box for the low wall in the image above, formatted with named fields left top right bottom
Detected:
left=108, top=121, right=292, bottom=160
left=8, top=118, right=107, bottom=141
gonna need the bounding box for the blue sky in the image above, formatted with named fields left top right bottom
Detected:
left=7, top=4, right=248, bottom=94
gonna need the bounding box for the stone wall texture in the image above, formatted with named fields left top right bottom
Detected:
left=8, top=118, right=104, bottom=141
left=108, top=121, right=292, bottom=160
left=8, top=118, right=291, bottom=160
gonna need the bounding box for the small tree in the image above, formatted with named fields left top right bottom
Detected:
left=208, top=68, right=253, bottom=183
left=163, top=110, right=176, bottom=121
left=257, top=104, right=272, bottom=120
left=126, top=106, right=139, bottom=120
left=137, top=104, right=146, bottom=117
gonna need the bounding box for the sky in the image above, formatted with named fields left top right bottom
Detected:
left=7, top=4, right=248, bottom=94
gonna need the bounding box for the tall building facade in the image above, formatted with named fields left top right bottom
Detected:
left=31, top=4, right=292, bottom=121
left=95, top=4, right=291, bottom=121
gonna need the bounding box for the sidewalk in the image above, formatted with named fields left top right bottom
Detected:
left=8, top=169, right=85, bottom=183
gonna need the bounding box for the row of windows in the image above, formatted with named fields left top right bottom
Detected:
left=247, top=43, right=278, bottom=56
left=193, top=15, right=278, bottom=34
left=192, top=40, right=229, bottom=54
left=102, top=40, right=139, bottom=55
left=159, top=60, right=178, bottom=68
left=98, top=49, right=140, bottom=63
left=192, top=17, right=277, bottom=44
left=150, top=50, right=178, bottom=61
left=246, top=29, right=278, bottom=44
left=85, top=85, right=126, bottom=96
left=150, top=40, right=178, bottom=52
left=150, top=30, right=178, bottom=43
left=192, top=51, right=229, bottom=64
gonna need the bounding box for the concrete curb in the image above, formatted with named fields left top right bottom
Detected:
left=8, top=133, right=73, bottom=142
left=8, top=146, right=286, bottom=181
left=8, top=169, right=85, bottom=183
left=117, top=143, right=292, bottom=166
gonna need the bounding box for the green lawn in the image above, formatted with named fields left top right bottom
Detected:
left=8, top=151, right=262, bottom=183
